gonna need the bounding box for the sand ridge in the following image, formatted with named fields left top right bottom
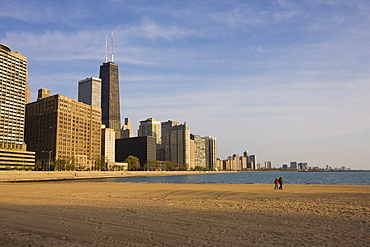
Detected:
left=0, top=182, right=369, bottom=246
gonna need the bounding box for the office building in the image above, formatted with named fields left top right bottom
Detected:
left=115, top=136, right=156, bottom=168
left=138, top=118, right=161, bottom=144
left=78, top=77, right=102, bottom=108
left=101, top=125, right=115, bottom=170
left=121, top=117, right=134, bottom=139
left=0, top=44, right=35, bottom=169
left=99, top=61, right=120, bottom=132
left=25, top=90, right=101, bottom=170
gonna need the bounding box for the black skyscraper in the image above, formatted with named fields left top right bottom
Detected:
left=99, top=61, right=121, bottom=131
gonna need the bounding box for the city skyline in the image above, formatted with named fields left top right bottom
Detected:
left=1, top=0, right=369, bottom=169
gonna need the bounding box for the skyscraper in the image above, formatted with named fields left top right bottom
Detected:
left=99, top=61, right=120, bottom=131
left=78, top=77, right=102, bottom=108
left=205, top=136, right=217, bottom=170
left=138, top=118, right=161, bottom=144
left=0, top=44, right=35, bottom=169
left=99, top=34, right=121, bottom=133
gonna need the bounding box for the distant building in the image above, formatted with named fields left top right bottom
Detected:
left=205, top=136, right=217, bottom=170
left=282, top=164, right=288, bottom=169
left=25, top=90, right=101, bottom=170
left=190, top=134, right=207, bottom=170
left=138, top=118, right=161, bottom=144
left=121, top=118, right=134, bottom=139
left=0, top=43, right=35, bottom=170
left=115, top=136, right=156, bottom=168
left=78, top=77, right=102, bottom=108
left=265, top=161, right=272, bottom=169
left=161, top=120, right=179, bottom=161
left=290, top=161, right=298, bottom=169
left=101, top=125, right=115, bottom=170
left=250, top=155, right=257, bottom=170
left=160, top=120, right=190, bottom=166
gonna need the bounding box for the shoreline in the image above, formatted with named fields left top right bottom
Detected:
left=0, top=170, right=237, bottom=183
left=0, top=182, right=369, bottom=246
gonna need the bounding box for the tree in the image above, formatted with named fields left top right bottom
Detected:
left=34, top=161, right=42, bottom=171
left=54, top=158, right=67, bottom=171
left=145, top=160, right=160, bottom=171
left=124, top=155, right=140, bottom=171
left=95, top=159, right=106, bottom=171
left=165, top=161, right=175, bottom=171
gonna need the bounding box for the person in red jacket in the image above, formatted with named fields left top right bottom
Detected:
left=274, top=178, right=279, bottom=190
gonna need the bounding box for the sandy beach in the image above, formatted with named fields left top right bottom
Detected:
left=0, top=180, right=369, bottom=246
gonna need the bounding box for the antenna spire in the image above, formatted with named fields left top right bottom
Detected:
left=104, top=35, right=108, bottom=63
left=110, top=32, right=114, bottom=63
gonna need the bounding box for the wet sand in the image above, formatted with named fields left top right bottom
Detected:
left=0, top=182, right=369, bottom=246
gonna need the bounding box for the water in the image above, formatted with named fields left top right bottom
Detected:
left=93, top=171, right=370, bottom=185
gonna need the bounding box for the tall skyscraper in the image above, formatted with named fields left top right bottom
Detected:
left=78, top=77, right=102, bottom=108
left=161, top=120, right=179, bottom=161
left=138, top=118, right=161, bottom=144
left=99, top=34, right=121, bottom=133
left=0, top=44, right=35, bottom=169
left=190, top=134, right=207, bottom=169
left=167, top=122, right=191, bottom=166
left=205, top=136, right=217, bottom=170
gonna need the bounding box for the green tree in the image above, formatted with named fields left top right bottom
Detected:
left=94, top=159, right=106, bottom=171
left=54, top=158, right=67, bottom=171
left=145, top=160, right=160, bottom=171
left=124, top=155, right=140, bottom=171
left=34, top=161, right=42, bottom=171
left=165, top=161, right=175, bottom=171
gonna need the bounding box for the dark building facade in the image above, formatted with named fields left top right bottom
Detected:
left=115, top=136, right=156, bottom=168
left=99, top=62, right=121, bottom=131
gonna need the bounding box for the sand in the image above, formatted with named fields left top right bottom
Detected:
left=0, top=181, right=369, bottom=246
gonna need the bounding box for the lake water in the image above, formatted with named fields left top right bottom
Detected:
left=94, top=171, right=370, bottom=185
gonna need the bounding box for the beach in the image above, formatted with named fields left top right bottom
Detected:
left=0, top=180, right=369, bottom=247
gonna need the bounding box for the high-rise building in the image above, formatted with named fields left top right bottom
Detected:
left=101, top=125, right=115, bottom=170
left=99, top=61, right=120, bottom=132
left=161, top=121, right=190, bottom=166
left=121, top=117, right=133, bottom=139
left=138, top=118, right=161, bottom=144
left=265, top=161, right=272, bottom=169
left=0, top=44, right=35, bottom=169
left=290, top=161, right=298, bottom=169
left=205, top=136, right=217, bottom=170
left=25, top=90, right=101, bottom=170
left=250, top=155, right=257, bottom=170
left=190, top=134, right=207, bottom=169
left=78, top=77, right=102, bottom=108
left=161, top=120, right=179, bottom=161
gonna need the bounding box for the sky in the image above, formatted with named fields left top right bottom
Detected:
left=1, top=0, right=369, bottom=169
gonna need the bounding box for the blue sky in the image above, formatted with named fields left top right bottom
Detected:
left=1, top=0, right=369, bottom=169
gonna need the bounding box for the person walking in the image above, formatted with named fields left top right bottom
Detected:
left=274, top=178, right=279, bottom=190
left=278, top=177, right=283, bottom=190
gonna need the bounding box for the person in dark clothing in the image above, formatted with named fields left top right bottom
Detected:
left=278, top=177, right=283, bottom=190
left=274, top=178, right=279, bottom=190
